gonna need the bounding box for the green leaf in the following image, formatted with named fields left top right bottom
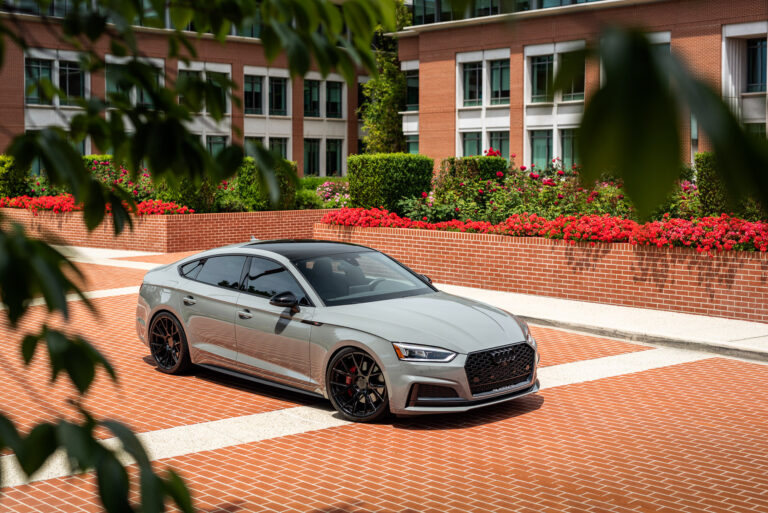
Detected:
left=18, top=423, right=58, bottom=477
left=21, top=333, right=40, bottom=364
left=163, top=470, right=194, bottom=513
left=169, top=6, right=194, bottom=31
left=95, top=454, right=132, bottom=513
left=0, top=413, right=23, bottom=454
left=57, top=421, right=98, bottom=473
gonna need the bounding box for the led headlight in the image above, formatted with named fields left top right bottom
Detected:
left=392, top=342, right=456, bottom=362
left=526, top=329, right=537, bottom=349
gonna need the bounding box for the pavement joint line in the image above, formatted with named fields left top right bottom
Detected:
left=0, top=346, right=712, bottom=489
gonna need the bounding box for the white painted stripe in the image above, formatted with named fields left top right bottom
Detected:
left=0, top=347, right=715, bottom=489
left=52, top=245, right=162, bottom=260
left=67, top=257, right=161, bottom=270
left=0, top=287, right=141, bottom=311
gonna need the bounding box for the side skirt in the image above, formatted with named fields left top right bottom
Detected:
left=198, top=364, right=325, bottom=400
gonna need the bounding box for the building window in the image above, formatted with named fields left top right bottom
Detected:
left=326, top=139, right=343, bottom=176
left=489, top=60, right=509, bottom=105
left=463, top=62, right=483, bottom=107
left=530, top=55, right=553, bottom=103
left=560, top=129, right=578, bottom=168
left=530, top=130, right=552, bottom=169
left=106, top=64, right=131, bottom=104
left=412, top=0, right=437, bottom=26
left=244, top=75, right=263, bottom=115
left=746, top=38, right=767, bottom=93
left=560, top=52, right=585, bottom=101
left=25, top=59, right=53, bottom=105
left=304, top=80, right=320, bottom=117
left=177, top=69, right=200, bottom=108
left=406, top=70, right=419, bottom=111
left=244, top=137, right=264, bottom=158
left=406, top=134, right=419, bottom=154
left=304, top=138, right=320, bottom=175
left=137, top=0, right=163, bottom=27
left=269, top=137, right=288, bottom=158
left=137, top=70, right=160, bottom=109
left=207, top=72, right=229, bottom=114
left=207, top=135, right=228, bottom=156
left=488, top=131, right=509, bottom=159
left=269, top=77, right=287, bottom=115
left=746, top=123, right=766, bottom=138
left=462, top=132, right=482, bottom=156
left=357, top=81, right=367, bottom=119
left=474, top=0, right=499, bottom=17
left=59, top=61, right=84, bottom=106
left=326, top=81, right=343, bottom=118
left=238, top=23, right=261, bottom=38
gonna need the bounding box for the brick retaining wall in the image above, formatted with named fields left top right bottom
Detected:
left=313, top=224, right=768, bottom=324
left=1, top=208, right=335, bottom=252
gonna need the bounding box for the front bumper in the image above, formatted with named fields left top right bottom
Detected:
left=387, top=343, right=539, bottom=416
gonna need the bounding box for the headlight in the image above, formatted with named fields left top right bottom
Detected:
left=392, top=342, right=456, bottom=362
left=526, top=330, right=537, bottom=349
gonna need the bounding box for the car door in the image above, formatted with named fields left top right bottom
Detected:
left=235, top=256, right=315, bottom=387
left=179, top=255, right=247, bottom=368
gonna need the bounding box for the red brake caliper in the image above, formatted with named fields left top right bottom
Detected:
left=346, top=366, right=356, bottom=395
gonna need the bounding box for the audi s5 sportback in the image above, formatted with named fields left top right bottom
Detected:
left=136, top=240, right=540, bottom=422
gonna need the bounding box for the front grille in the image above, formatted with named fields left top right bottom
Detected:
left=417, top=384, right=459, bottom=399
left=465, top=343, right=536, bottom=395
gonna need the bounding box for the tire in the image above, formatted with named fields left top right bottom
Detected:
left=326, top=347, right=390, bottom=422
left=148, top=312, right=192, bottom=374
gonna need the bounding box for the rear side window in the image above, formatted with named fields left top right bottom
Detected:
left=194, top=256, right=247, bottom=290
left=180, top=260, right=204, bottom=280
left=244, top=257, right=307, bottom=303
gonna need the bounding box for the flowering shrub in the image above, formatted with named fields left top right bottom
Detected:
left=316, top=181, right=350, bottom=208
left=322, top=208, right=768, bottom=254
left=0, top=194, right=194, bottom=215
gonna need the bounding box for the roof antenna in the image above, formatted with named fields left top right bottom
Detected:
left=250, top=235, right=259, bottom=243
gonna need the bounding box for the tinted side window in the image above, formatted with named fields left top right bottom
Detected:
left=180, top=259, right=204, bottom=280
left=195, top=256, right=247, bottom=290
left=244, top=257, right=306, bottom=303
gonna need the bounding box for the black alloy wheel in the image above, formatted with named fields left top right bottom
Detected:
left=327, top=348, right=389, bottom=422
left=149, top=312, right=192, bottom=374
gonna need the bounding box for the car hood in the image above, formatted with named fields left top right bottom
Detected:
left=315, top=292, right=527, bottom=354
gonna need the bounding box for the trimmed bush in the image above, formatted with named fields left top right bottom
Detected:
left=235, top=157, right=297, bottom=211
left=434, top=156, right=509, bottom=201
left=0, top=155, right=29, bottom=198
left=695, top=152, right=728, bottom=216
left=347, top=153, right=433, bottom=212
left=295, top=188, right=324, bottom=209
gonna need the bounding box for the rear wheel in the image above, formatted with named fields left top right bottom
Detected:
left=149, top=312, right=192, bottom=374
left=327, top=347, right=389, bottom=422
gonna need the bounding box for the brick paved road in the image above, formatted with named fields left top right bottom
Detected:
left=1, top=252, right=766, bottom=512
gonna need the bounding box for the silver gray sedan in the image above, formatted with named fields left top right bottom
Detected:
left=136, top=240, right=539, bottom=422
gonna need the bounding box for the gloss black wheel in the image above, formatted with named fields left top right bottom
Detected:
left=149, top=312, right=192, bottom=374
left=327, top=348, right=389, bottom=422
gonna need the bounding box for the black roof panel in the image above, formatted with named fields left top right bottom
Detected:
left=246, top=240, right=374, bottom=260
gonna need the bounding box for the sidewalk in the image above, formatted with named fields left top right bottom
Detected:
left=437, top=283, right=768, bottom=362
left=55, top=245, right=768, bottom=362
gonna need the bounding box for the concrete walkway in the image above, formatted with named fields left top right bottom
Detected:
left=437, top=283, right=768, bottom=362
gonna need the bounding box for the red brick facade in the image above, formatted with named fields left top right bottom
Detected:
left=400, top=0, right=768, bottom=166
left=314, top=223, right=768, bottom=324
left=1, top=208, right=334, bottom=252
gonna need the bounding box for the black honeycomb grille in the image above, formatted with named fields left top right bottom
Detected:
left=465, top=343, right=536, bottom=395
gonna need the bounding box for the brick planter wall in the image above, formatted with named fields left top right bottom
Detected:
left=1, top=208, right=335, bottom=252
left=313, top=224, right=768, bottom=324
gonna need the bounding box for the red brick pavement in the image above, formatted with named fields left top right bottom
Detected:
left=69, top=263, right=148, bottom=292
left=2, top=357, right=767, bottom=512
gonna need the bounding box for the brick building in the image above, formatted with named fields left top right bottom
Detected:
left=397, top=0, right=768, bottom=168
left=0, top=1, right=367, bottom=177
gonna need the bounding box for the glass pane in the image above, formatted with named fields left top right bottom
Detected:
left=490, top=60, right=509, bottom=105
left=531, top=55, right=553, bottom=103
left=59, top=61, right=84, bottom=105
left=304, top=80, right=320, bottom=117
left=746, top=123, right=766, bottom=138
left=489, top=131, right=509, bottom=159
left=406, top=135, right=419, bottom=154
left=463, top=62, right=482, bottom=106
left=244, top=137, right=264, bottom=158
left=25, top=59, right=53, bottom=105
left=206, top=72, right=228, bottom=113
left=747, top=39, right=767, bottom=93
left=326, top=81, right=342, bottom=118
left=462, top=132, right=481, bottom=156
left=560, top=52, right=585, bottom=101
left=326, top=139, right=342, bottom=176
left=244, top=75, right=263, bottom=114
left=244, top=257, right=306, bottom=302
left=269, top=138, right=288, bottom=158
left=560, top=129, right=578, bottom=168
left=406, top=71, right=419, bottom=111
left=177, top=69, right=200, bottom=107
left=196, top=256, right=247, bottom=290
left=304, top=139, right=320, bottom=175
left=206, top=135, right=228, bottom=156
left=238, top=22, right=261, bottom=38
left=530, top=130, right=552, bottom=169
left=269, top=77, right=287, bottom=115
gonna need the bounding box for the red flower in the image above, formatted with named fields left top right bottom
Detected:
left=421, top=192, right=428, bottom=198
left=529, top=173, right=540, bottom=180
left=557, top=170, right=565, bottom=176
left=496, top=171, right=504, bottom=178
left=520, top=166, right=527, bottom=171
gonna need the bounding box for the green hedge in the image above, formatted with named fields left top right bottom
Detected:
left=299, top=175, right=347, bottom=191
left=0, top=155, right=29, bottom=198
left=347, top=153, right=433, bottom=212
left=434, top=156, right=509, bottom=201
left=695, top=152, right=727, bottom=216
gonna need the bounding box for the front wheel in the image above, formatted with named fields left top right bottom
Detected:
left=327, top=348, right=389, bottom=422
left=149, top=312, right=192, bottom=374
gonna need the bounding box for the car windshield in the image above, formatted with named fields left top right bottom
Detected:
left=292, top=250, right=434, bottom=306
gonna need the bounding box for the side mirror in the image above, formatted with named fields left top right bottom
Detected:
left=270, top=291, right=299, bottom=313
left=421, top=274, right=432, bottom=284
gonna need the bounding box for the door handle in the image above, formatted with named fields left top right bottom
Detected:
left=183, top=296, right=196, bottom=306
left=238, top=309, right=252, bottom=319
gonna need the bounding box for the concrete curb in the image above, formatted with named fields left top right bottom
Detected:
left=521, top=316, right=768, bottom=363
